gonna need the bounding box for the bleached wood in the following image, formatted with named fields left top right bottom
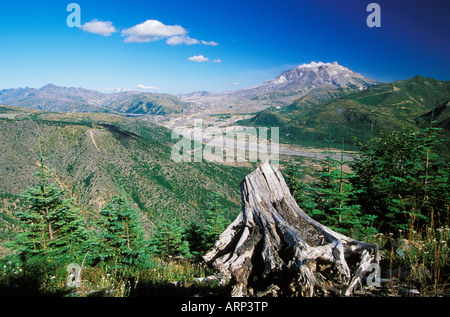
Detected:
left=203, top=162, right=379, bottom=297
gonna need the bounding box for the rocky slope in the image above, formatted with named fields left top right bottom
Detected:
left=180, top=62, right=381, bottom=113
left=0, top=84, right=190, bottom=115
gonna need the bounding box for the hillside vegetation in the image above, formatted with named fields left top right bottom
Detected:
left=242, top=76, right=450, bottom=154
left=0, top=108, right=254, bottom=239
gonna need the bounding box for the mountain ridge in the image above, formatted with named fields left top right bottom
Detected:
left=0, top=62, right=380, bottom=114
left=242, top=75, right=450, bottom=154
left=0, top=85, right=191, bottom=115
left=179, top=61, right=381, bottom=113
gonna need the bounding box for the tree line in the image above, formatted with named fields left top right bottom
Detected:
left=284, top=122, right=450, bottom=239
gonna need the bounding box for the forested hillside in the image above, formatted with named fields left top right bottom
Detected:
left=243, top=76, right=450, bottom=154
left=0, top=108, right=253, bottom=239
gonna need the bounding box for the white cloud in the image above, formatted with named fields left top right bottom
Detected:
left=201, top=40, right=219, bottom=46
left=137, top=84, right=160, bottom=90
left=166, top=35, right=199, bottom=45
left=188, top=55, right=209, bottom=63
left=121, top=19, right=186, bottom=43
left=213, top=59, right=222, bottom=63
left=80, top=18, right=218, bottom=49
left=167, top=35, right=219, bottom=47
left=80, top=20, right=116, bottom=37
left=233, top=82, right=240, bottom=85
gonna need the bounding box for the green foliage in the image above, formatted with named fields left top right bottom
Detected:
left=2, top=118, right=449, bottom=296
left=6, top=146, right=89, bottom=268
left=285, top=122, right=449, bottom=238
left=97, top=191, right=149, bottom=268
left=202, top=193, right=229, bottom=245
left=283, top=160, right=316, bottom=214
left=149, top=193, right=230, bottom=262
left=185, top=193, right=229, bottom=260
left=0, top=145, right=233, bottom=295
left=148, top=208, right=191, bottom=259
left=184, top=223, right=206, bottom=260
left=351, top=123, right=450, bottom=233
left=311, top=141, right=364, bottom=236
left=285, top=136, right=377, bottom=238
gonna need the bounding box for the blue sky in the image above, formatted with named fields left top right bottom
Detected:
left=0, top=0, right=448, bottom=94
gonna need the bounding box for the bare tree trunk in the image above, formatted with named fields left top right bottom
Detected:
left=203, top=162, right=379, bottom=297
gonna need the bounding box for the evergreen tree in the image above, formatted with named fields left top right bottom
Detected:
left=202, top=193, right=228, bottom=246
left=184, top=223, right=206, bottom=261
left=185, top=193, right=229, bottom=261
left=98, top=191, right=148, bottom=268
left=311, top=138, right=376, bottom=237
left=148, top=209, right=190, bottom=259
left=9, top=144, right=89, bottom=268
left=351, top=123, right=450, bottom=233
left=284, top=160, right=316, bottom=214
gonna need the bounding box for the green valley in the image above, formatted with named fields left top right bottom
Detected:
left=0, top=107, right=254, bottom=239
left=242, top=76, right=450, bottom=154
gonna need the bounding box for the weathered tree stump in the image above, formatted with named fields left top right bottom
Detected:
left=203, top=162, right=380, bottom=297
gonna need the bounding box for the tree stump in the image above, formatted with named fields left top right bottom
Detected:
left=203, top=162, right=380, bottom=297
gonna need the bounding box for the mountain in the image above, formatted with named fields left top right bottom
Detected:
left=0, top=84, right=190, bottom=115
left=0, top=62, right=379, bottom=115
left=230, top=61, right=380, bottom=99
left=0, top=84, right=110, bottom=113
left=107, top=92, right=188, bottom=115
left=242, top=76, right=450, bottom=153
left=180, top=62, right=381, bottom=113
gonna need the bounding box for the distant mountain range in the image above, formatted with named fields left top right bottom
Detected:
left=0, top=62, right=381, bottom=115
left=0, top=84, right=190, bottom=115
left=179, top=62, right=381, bottom=112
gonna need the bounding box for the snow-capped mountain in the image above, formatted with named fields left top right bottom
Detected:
left=226, top=61, right=380, bottom=98
left=179, top=62, right=381, bottom=112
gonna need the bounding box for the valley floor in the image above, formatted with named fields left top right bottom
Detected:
left=146, top=113, right=356, bottom=162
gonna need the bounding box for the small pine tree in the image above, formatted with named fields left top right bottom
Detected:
left=203, top=193, right=228, bottom=246
left=9, top=143, right=89, bottom=268
left=351, top=122, right=449, bottom=233
left=284, top=160, right=316, bottom=214
left=184, top=223, right=206, bottom=261
left=184, top=193, right=229, bottom=261
left=308, top=137, right=377, bottom=238
left=148, top=210, right=191, bottom=259
left=98, top=191, right=148, bottom=268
